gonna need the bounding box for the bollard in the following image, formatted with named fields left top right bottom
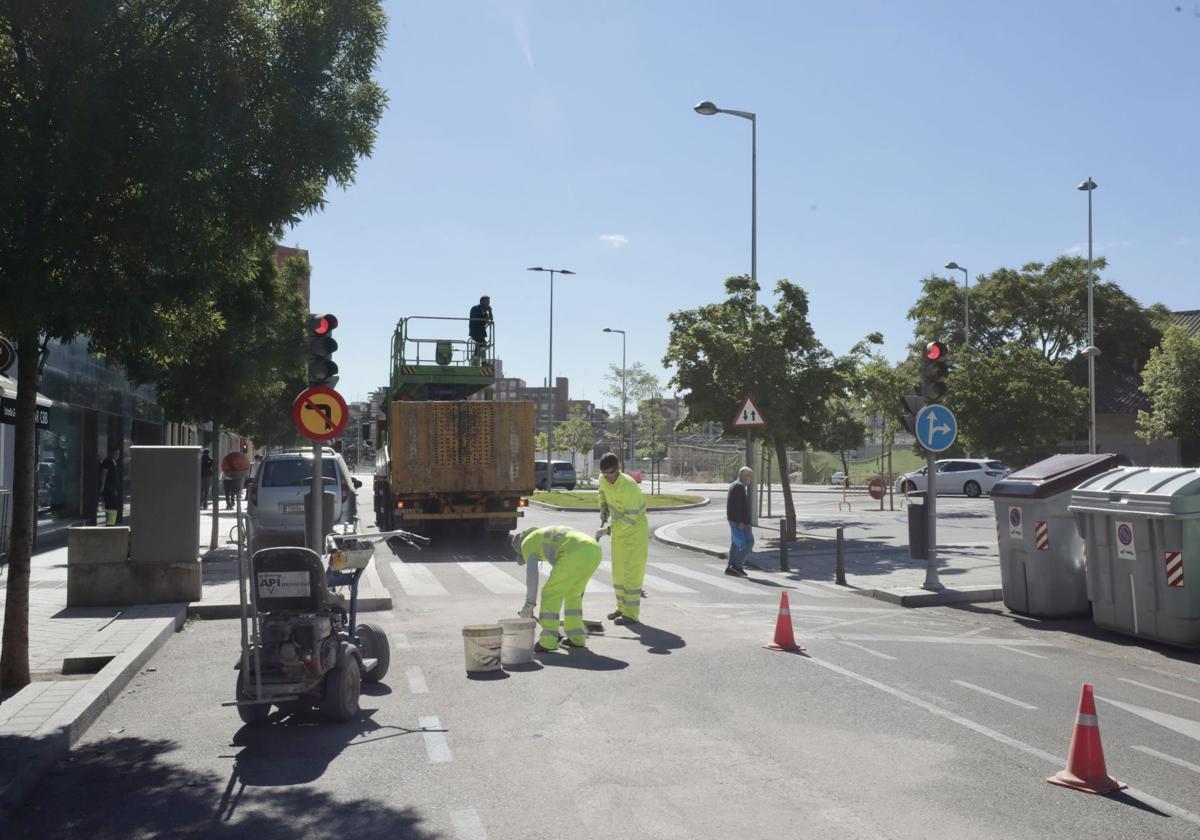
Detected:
left=835, top=527, right=846, bottom=586
left=778, top=518, right=789, bottom=572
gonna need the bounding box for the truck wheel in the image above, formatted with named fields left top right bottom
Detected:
left=321, top=659, right=361, bottom=721
left=355, top=623, right=391, bottom=683
left=235, top=675, right=271, bottom=725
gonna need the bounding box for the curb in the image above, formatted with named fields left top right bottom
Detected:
left=0, top=602, right=185, bottom=824
left=652, top=518, right=727, bottom=559
left=853, top=584, right=1004, bottom=608
left=529, top=497, right=711, bottom=513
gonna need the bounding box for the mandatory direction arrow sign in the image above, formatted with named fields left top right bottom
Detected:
left=915, top=403, right=957, bottom=453
left=731, top=395, right=767, bottom=429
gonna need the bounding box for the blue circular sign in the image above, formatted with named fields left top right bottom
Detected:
left=1117, top=523, right=1133, bottom=545
left=914, top=404, right=958, bottom=453
left=1010, top=508, right=1021, bottom=527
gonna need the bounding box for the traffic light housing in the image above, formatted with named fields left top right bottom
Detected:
left=921, top=341, right=949, bottom=402
left=307, top=314, right=339, bottom=386
left=899, top=388, right=924, bottom=435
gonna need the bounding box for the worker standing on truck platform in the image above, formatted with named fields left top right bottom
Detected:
left=595, top=452, right=649, bottom=625
left=468, top=295, right=493, bottom=362
left=514, top=526, right=602, bottom=651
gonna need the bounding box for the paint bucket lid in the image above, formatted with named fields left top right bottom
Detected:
left=462, top=624, right=502, bottom=637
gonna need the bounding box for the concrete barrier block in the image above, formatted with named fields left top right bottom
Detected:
left=67, top=527, right=130, bottom=566
left=67, top=560, right=201, bottom=607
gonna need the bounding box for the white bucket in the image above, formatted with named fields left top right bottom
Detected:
left=462, top=624, right=503, bottom=673
left=498, top=618, right=537, bottom=666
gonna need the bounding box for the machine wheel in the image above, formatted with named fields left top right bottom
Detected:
left=235, top=674, right=272, bottom=725
left=356, top=623, right=391, bottom=683
left=963, top=480, right=981, bottom=498
left=321, top=658, right=362, bottom=721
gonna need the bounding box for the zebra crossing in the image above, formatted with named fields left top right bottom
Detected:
left=384, top=556, right=837, bottom=601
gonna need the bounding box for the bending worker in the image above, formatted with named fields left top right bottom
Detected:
left=596, top=452, right=649, bottom=625
left=514, top=526, right=602, bottom=652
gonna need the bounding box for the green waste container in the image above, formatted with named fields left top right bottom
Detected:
left=1069, top=467, right=1200, bottom=647
left=990, top=453, right=1129, bottom=618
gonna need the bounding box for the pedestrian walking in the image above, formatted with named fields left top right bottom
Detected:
left=468, top=295, right=493, bottom=362
left=726, top=467, right=754, bottom=576
left=98, top=447, right=123, bottom=526
left=200, top=450, right=213, bottom=509
left=513, top=525, right=602, bottom=652
left=595, top=452, right=649, bottom=625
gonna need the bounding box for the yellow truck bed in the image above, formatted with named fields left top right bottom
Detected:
left=388, top=400, right=534, bottom=495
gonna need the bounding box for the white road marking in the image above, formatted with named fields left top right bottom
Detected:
left=391, top=562, right=450, bottom=596
left=652, top=562, right=756, bottom=593
left=704, top=564, right=839, bottom=598
left=419, top=715, right=452, bottom=763
left=458, top=562, right=527, bottom=594
left=451, top=807, right=489, bottom=840
left=1145, top=665, right=1200, bottom=686
left=813, top=613, right=899, bottom=633
left=690, top=603, right=892, bottom=613
left=998, top=645, right=1047, bottom=659
left=803, top=656, right=1200, bottom=829
left=956, top=627, right=988, bottom=638
left=805, top=634, right=1053, bottom=647
left=1132, top=745, right=1200, bottom=775
left=952, top=680, right=1037, bottom=710
left=1098, top=697, right=1200, bottom=743
left=1119, top=677, right=1200, bottom=706
left=840, top=641, right=896, bottom=661
left=406, top=666, right=429, bottom=695
left=600, top=561, right=697, bottom=593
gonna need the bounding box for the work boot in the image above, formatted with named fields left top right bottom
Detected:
left=606, top=610, right=622, bottom=620
left=613, top=615, right=639, bottom=626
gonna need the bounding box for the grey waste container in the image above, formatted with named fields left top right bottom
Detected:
left=991, top=453, right=1129, bottom=618
left=1069, top=467, right=1200, bottom=646
left=907, top=495, right=926, bottom=560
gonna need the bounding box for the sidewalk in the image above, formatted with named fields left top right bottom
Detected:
left=654, top=514, right=1003, bottom=607
left=0, top=506, right=390, bottom=823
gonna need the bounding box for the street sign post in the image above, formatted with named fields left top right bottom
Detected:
left=731, top=396, right=766, bottom=526
left=912, top=404, right=957, bottom=592
left=294, top=385, right=348, bottom=550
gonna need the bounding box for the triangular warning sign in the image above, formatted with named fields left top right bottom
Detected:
left=732, top=396, right=767, bottom=429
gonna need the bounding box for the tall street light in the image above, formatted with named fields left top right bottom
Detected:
left=695, top=99, right=758, bottom=523
left=1077, top=178, right=1100, bottom=454
left=943, top=261, right=970, bottom=347
left=527, top=267, right=575, bottom=466
left=602, top=328, right=627, bottom=465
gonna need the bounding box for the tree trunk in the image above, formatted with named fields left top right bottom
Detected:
left=209, top=421, right=220, bottom=550
left=774, top=437, right=796, bottom=541
left=1, top=329, right=41, bottom=690
left=840, top=450, right=850, bottom=477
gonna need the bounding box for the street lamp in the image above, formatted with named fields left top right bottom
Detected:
left=695, top=99, right=758, bottom=523
left=602, top=328, right=627, bottom=465
left=527, top=267, right=575, bottom=467
left=943, top=261, right=970, bottom=347
left=1077, top=178, right=1100, bottom=454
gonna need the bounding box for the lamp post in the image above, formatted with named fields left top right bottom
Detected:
left=943, top=261, right=970, bottom=347
left=1077, top=178, right=1099, bottom=454
left=695, top=99, right=758, bottom=523
left=527, top=267, right=575, bottom=467
left=602, top=328, right=627, bottom=465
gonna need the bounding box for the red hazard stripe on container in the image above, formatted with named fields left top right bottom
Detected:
left=1035, top=521, right=1049, bottom=550
left=1165, top=551, right=1184, bottom=587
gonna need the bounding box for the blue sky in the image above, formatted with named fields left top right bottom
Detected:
left=291, top=0, right=1200, bottom=409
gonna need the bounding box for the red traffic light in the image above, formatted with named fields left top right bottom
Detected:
left=924, top=341, right=947, bottom=361
left=308, top=314, right=338, bottom=336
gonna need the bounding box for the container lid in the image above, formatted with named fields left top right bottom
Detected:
left=990, top=453, right=1131, bottom=499
left=1072, top=466, right=1200, bottom=498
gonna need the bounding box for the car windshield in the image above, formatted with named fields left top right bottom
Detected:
left=261, top=459, right=337, bottom=487
left=553, top=463, right=572, bottom=472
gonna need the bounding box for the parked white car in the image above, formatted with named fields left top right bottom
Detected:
left=830, top=470, right=848, bottom=487
left=895, top=458, right=1012, bottom=498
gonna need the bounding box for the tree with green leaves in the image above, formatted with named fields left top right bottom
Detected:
left=1137, top=326, right=1200, bottom=452
left=664, top=275, right=851, bottom=538
left=118, top=240, right=309, bottom=549
left=604, top=362, right=661, bottom=464
left=534, top=432, right=548, bottom=464
left=0, top=0, right=386, bottom=690
left=555, top=410, right=595, bottom=477
left=816, top=399, right=867, bottom=479
left=852, top=352, right=909, bottom=480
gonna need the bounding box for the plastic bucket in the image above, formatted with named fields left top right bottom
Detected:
left=462, top=624, right=503, bottom=673
left=498, top=618, right=536, bottom=666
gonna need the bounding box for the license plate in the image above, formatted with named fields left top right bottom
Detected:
left=281, top=503, right=304, bottom=514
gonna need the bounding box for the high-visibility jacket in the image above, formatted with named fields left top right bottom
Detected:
left=517, top=526, right=601, bottom=649
left=597, top=472, right=648, bottom=536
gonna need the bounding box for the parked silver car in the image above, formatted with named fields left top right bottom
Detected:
left=247, top=449, right=360, bottom=551
left=534, top=459, right=576, bottom=491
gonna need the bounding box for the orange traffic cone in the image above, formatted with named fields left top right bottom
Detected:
left=763, top=591, right=806, bottom=653
left=1047, top=683, right=1126, bottom=794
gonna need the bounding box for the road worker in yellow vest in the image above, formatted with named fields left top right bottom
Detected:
left=513, top=525, right=602, bottom=651
left=595, top=452, right=649, bottom=625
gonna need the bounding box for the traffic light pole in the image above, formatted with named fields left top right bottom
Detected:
left=309, top=441, right=323, bottom=552
left=923, top=449, right=943, bottom=591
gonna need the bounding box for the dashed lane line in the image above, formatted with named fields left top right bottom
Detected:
left=803, top=656, right=1200, bottom=829
left=998, top=645, right=1047, bottom=659
left=406, top=666, right=429, bottom=695
left=418, top=715, right=452, bottom=763
left=1119, top=677, right=1200, bottom=706
left=1131, top=745, right=1200, bottom=775
left=839, top=641, right=896, bottom=661
left=951, top=680, right=1037, bottom=710
left=802, top=634, right=1054, bottom=647
left=451, top=808, right=489, bottom=840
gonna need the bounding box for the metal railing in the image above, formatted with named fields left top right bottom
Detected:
left=391, top=316, right=495, bottom=375
left=0, top=489, right=11, bottom=571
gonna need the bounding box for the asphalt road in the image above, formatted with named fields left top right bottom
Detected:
left=8, top=480, right=1200, bottom=839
